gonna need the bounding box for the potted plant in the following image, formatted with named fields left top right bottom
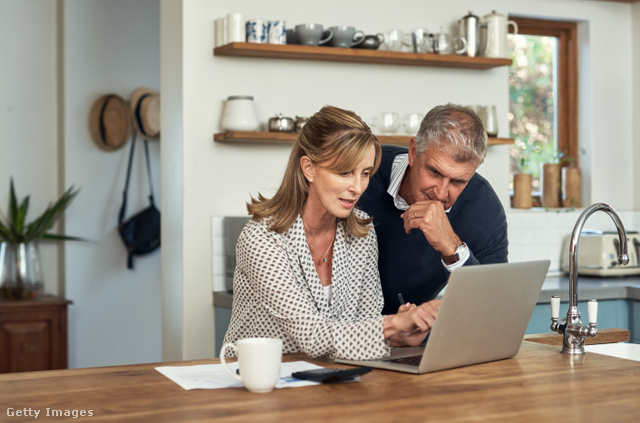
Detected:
left=512, top=143, right=539, bottom=209
left=0, top=178, right=82, bottom=300
left=559, top=148, right=584, bottom=209
left=540, top=153, right=562, bottom=209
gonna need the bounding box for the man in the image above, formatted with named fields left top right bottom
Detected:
left=358, top=103, right=508, bottom=315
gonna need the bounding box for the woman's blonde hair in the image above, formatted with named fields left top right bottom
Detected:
left=247, top=105, right=381, bottom=238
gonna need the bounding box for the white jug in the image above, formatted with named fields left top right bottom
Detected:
left=481, top=10, right=518, bottom=58
left=221, top=96, right=260, bottom=131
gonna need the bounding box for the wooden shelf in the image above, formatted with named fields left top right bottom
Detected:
left=213, top=42, right=512, bottom=69
left=213, top=131, right=513, bottom=146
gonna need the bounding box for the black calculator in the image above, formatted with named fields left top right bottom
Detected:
left=291, top=366, right=372, bottom=383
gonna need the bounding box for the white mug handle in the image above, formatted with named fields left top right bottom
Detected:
left=507, top=20, right=519, bottom=36
left=220, top=343, right=242, bottom=382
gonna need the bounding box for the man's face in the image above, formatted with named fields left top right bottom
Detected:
left=407, top=140, right=478, bottom=210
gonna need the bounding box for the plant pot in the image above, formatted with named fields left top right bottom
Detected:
left=562, top=166, right=582, bottom=208
left=512, top=172, right=533, bottom=209
left=541, top=163, right=561, bottom=208
left=0, top=242, right=44, bottom=300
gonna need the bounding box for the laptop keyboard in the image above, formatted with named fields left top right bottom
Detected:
left=387, top=354, right=422, bottom=366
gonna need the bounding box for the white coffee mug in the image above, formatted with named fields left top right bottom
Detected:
left=226, top=12, right=246, bottom=43
left=214, top=17, right=227, bottom=47
left=220, top=338, right=283, bottom=393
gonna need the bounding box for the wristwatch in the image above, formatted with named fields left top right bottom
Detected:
left=441, top=242, right=468, bottom=265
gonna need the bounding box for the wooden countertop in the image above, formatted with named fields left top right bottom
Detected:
left=1, top=341, right=639, bottom=422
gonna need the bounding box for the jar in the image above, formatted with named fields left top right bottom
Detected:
left=221, top=96, right=260, bottom=131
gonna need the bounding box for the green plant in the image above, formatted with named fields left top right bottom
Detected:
left=0, top=178, right=83, bottom=244
left=555, top=147, right=586, bottom=167
left=515, top=141, right=541, bottom=173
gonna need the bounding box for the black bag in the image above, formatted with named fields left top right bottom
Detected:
left=118, top=131, right=160, bottom=269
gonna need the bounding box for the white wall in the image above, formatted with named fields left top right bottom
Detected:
left=634, top=3, right=640, bottom=210
left=0, top=0, right=59, bottom=293
left=1, top=0, right=163, bottom=368
left=61, top=0, right=162, bottom=368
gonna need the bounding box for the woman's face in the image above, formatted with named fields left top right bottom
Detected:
left=304, top=145, right=376, bottom=220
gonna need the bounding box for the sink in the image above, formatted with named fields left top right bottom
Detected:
left=585, top=343, right=640, bottom=362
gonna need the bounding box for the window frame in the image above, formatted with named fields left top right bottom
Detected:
left=507, top=17, right=579, bottom=167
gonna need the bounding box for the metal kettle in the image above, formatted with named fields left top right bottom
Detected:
left=458, top=11, right=483, bottom=57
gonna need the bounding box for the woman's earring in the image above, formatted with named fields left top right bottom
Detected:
left=309, top=178, right=314, bottom=183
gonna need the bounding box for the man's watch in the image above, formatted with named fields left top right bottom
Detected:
left=441, top=242, right=468, bottom=265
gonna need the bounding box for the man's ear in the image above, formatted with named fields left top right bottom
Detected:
left=300, top=156, right=316, bottom=182
left=408, top=137, right=418, bottom=166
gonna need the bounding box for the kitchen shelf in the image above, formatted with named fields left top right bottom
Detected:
left=213, top=42, right=512, bottom=69
left=213, top=131, right=513, bottom=146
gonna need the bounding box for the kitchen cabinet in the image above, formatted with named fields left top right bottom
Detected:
left=213, top=131, right=513, bottom=146
left=633, top=300, right=640, bottom=343
left=0, top=296, right=71, bottom=373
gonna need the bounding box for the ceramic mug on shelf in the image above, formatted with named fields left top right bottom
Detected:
left=246, top=19, right=267, bottom=43
left=267, top=20, right=286, bottom=44
left=328, top=26, right=365, bottom=48
left=226, top=12, right=246, bottom=43
left=220, top=338, right=283, bottom=393
left=214, top=17, right=227, bottom=47
left=295, top=23, right=333, bottom=46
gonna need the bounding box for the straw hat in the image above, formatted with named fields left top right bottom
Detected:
left=130, top=87, right=160, bottom=141
left=89, top=94, right=133, bottom=151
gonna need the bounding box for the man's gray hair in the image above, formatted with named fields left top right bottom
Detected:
left=415, top=103, right=488, bottom=165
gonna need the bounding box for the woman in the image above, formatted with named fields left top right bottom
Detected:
left=223, top=106, right=439, bottom=360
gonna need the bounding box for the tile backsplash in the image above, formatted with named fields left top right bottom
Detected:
left=212, top=209, right=640, bottom=291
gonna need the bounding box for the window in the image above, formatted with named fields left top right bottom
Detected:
left=507, top=17, right=578, bottom=206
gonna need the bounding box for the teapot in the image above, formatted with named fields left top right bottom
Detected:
left=356, top=33, right=385, bottom=50
left=481, top=10, right=518, bottom=58
left=268, top=113, right=295, bottom=132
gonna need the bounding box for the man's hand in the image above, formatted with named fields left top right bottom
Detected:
left=385, top=300, right=442, bottom=347
left=400, top=200, right=461, bottom=256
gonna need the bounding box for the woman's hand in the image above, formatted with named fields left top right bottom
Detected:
left=384, top=299, right=441, bottom=347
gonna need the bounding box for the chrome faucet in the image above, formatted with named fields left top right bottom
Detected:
left=550, top=203, right=629, bottom=354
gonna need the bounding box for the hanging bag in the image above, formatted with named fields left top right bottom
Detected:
left=118, top=130, right=161, bottom=269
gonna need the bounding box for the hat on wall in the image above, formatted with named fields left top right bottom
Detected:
left=89, top=94, right=133, bottom=151
left=130, top=87, right=161, bottom=141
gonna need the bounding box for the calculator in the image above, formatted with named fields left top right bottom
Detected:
left=291, top=366, right=373, bottom=383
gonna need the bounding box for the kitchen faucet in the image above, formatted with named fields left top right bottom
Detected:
left=550, top=203, right=629, bottom=354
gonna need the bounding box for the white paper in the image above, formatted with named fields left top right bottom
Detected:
left=155, top=360, right=324, bottom=390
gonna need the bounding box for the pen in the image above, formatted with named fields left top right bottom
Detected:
left=397, top=293, right=406, bottom=306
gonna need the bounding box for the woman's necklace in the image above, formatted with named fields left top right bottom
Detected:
left=304, top=224, right=336, bottom=264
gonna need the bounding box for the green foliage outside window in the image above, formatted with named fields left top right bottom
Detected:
left=508, top=34, right=557, bottom=190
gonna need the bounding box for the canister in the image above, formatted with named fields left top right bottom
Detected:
left=221, top=96, right=260, bottom=131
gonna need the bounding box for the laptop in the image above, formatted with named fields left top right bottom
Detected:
left=335, top=260, right=550, bottom=374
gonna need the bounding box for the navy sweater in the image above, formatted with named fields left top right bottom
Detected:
left=358, top=145, right=509, bottom=314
